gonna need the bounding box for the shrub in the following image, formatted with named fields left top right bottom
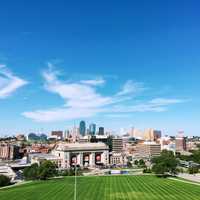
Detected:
left=188, top=166, right=199, bottom=174
left=127, top=161, right=132, bottom=168
left=143, top=168, right=152, bottom=173
left=0, top=175, right=11, bottom=187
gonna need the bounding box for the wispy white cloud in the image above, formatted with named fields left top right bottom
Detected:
left=22, top=63, right=186, bottom=122
left=109, top=95, right=185, bottom=117
left=23, top=64, right=111, bottom=121
left=42, top=64, right=112, bottom=108
left=23, top=107, right=100, bottom=122
left=149, top=98, right=185, bottom=105
left=80, top=77, right=105, bottom=86
left=0, top=64, right=28, bottom=99
left=108, top=98, right=185, bottom=114
left=117, top=80, right=146, bottom=96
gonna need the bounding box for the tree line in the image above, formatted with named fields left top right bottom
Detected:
left=23, top=160, right=83, bottom=181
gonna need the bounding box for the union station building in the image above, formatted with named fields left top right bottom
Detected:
left=52, top=142, right=109, bottom=168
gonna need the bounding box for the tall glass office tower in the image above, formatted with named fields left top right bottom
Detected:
left=89, top=123, right=96, bottom=136
left=79, top=121, right=86, bottom=136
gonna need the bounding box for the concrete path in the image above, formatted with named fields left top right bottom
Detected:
left=177, top=173, right=200, bottom=183
left=169, top=177, right=200, bottom=186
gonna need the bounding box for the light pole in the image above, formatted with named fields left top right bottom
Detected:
left=74, top=160, right=77, bottom=200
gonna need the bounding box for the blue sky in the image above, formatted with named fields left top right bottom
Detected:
left=0, top=0, right=200, bottom=136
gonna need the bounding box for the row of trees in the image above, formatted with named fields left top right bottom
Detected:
left=23, top=161, right=83, bottom=181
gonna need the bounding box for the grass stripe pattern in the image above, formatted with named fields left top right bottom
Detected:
left=0, top=175, right=200, bottom=200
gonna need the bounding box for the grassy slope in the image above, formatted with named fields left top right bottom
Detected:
left=0, top=175, right=200, bottom=200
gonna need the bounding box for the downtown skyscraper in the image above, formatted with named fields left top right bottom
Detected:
left=79, top=121, right=86, bottom=136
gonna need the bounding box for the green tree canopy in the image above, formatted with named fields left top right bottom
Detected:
left=23, top=161, right=57, bottom=181
left=138, top=159, right=145, bottom=167
left=134, top=160, right=138, bottom=165
left=38, top=160, right=57, bottom=180
left=152, top=150, right=179, bottom=177
left=23, top=163, right=39, bottom=180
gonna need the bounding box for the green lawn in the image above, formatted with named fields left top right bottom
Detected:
left=0, top=175, right=200, bottom=200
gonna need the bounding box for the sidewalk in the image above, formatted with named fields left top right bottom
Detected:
left=169, top=177, right=200, bottom=186
left=177, top=173, right=200, bottom=183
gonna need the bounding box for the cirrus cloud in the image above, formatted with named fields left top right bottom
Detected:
left=22, top=63, right=186, bottom=122
left=117, top=80, right=146, bottom=96
left=80, top=77, right=105, bottom=86
left=0, top=64, right=28, bottom=99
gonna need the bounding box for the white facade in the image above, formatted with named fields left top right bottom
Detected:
left=29, top=153, right=61, bottom=166
left=110, top=153, right=127, bottom=166
left=52, top=142, right=109, bottom=168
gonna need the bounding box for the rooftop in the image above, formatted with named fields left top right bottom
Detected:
left=55, top=142, right=109, bottom=151
left=29, top=153, right=59, bottom=160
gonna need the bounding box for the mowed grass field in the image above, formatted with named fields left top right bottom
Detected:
left=0, top=175, right=200, bottom=200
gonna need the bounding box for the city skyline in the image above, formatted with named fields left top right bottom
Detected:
left=0, top=1, right=200, bottom=136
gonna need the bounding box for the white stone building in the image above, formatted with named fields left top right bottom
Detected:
left=52, top=142, right=109, bottom=168
left=110, top=152, right=127, bottom=166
